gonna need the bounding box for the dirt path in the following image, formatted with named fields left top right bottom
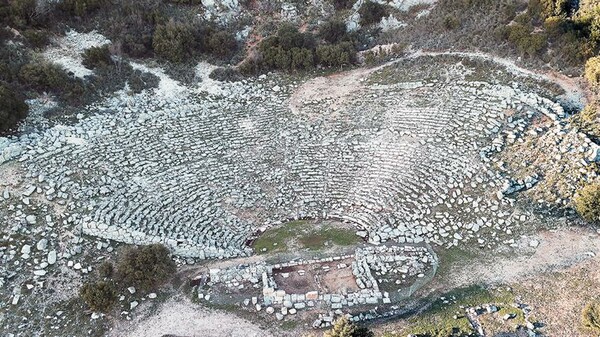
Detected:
left=413, top=50, right=588, bottom=109
left=447, top=227, right=600, bottom=288
left=290, top=50, right=588, bottom=118
left=109, top=296, right=275, bottom=337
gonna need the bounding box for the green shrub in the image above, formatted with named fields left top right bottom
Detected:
left=8, top=0, right=38, bottom=26
left=238, top=57, right=261, bottom=75
left=583, top=301, right=600, bottom=332
left=82, top=45, right=112, bottom=69
left=98, top=261, right=114, bottom=279
left=318, top=19, right=348, bottom=44
left=443, top=16, right=460, bottom=30
left=276, top=23, right=315, bottom=50
left=358, top=1, right=387, bottom=26
left=79, top=281, right=117, bottom=313
left=21, top=29, right=50, bottom=49
left=152, top=21, right=195, bottom=62
left=0, top=83, right=28, bottom=133
left=324, top=317, right=373, bottom=337
left=18, top=61, right=85, bottom=102
left=207, top=31, right=237, bottom=59
left=115, top=243, right=176, bottom=292
left=128, top=69, right=160, bottom=93
left=209, top=67, right=243, bottom=82
left=331, top=0, right=353, bottom=10
left=59, top=0, right=108, bottom=17
left=573, top=103, right=600, bottom=135
left=316, top=41, right=356, bottom=67
left=258, top=24, right=317, bottom=72
left=585, top=56, right=600, bottom=87
left=573, top=183, right=600, bottom=223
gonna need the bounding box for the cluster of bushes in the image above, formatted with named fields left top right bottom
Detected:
left=0, top=83, right=28, bottom=133
left=82, top=45, right=113, bottom=69
left=245, top=21, right=358, bottom=74
left=18, top=60, right=86, bottom=103
left=151, top=20, right=238, bottom=63
left=499, top=0, right=600, bottom=64
left=58, top=0, right=108, bottom=17
left=209, top=67, right=244, bottom=82
left=79, top=244, right=176, bottom=313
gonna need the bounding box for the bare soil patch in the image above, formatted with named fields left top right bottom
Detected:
left=273, top=258, right=359, bottom=295
left=109, top=296, right=275, bottom=337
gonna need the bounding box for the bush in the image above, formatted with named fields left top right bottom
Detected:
left=358, top=1, right=386, bottom=26
left=82, top=45, right=112, bottom=69
left=22, top=29, right=50, bottom=49
left=258, top=24, right=317, bottom=72
left=128, top=69, right=160, bottom=93
left=573, top=183, right=600, bottom=223
left=276, top=23, right=315, bottom=50
left=18, top=61, right=85, bottom=102
left=207, top=31, right=237, bottom=59
left=98, top=261, right=114, bottom=278
left=585, top=56, right=600, bottom=87
left=0, top=83, right=28, bottom=133
left=573, top=103, right=600, bottom=135
left=318, top=19, right=348, bottom=44
left=59, top=0, right=107, bottom=17
left=443, top=15, right=460, bottom=30
left=583, top=301, right=600, bottom=332
left=6, top=0, right=38, bottom=26
left=316, top=42, right=356, bottom=67
left=331, top=0, right=353, bottom=10
left=152, top=21, right=195, bottom=62
left=209, top=67, right=243, bottom=82
left=79, top=281, right=117, bottom=313
left=324, top=317, right=373, bottom=337
left=115, top=243, right=176, bottom=292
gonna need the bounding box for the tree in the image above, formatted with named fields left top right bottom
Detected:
left=79, top=281, right=117, bottom=313
left=583, top=301, right=600, bottom=332
left=152, top=21, right=194, bottom=62
left=573, top=183, right=600, bottom=223
left=115, top=244, right=176, bottom=292
left=0, top=83, right=28, bottom=133
left=358, top=1, right=386, bottom=26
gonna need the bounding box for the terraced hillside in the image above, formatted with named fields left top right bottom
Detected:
left=1, top=54, right=593, bottom=261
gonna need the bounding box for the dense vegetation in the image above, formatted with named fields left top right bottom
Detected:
left=0, top=83, right=28, bottom=132
left=79, top=244, right=175, bottom=312
left=242, top=21, right=359, bottom=74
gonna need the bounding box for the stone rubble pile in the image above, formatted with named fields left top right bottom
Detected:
left=0, top=55, right=591, bottom=262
